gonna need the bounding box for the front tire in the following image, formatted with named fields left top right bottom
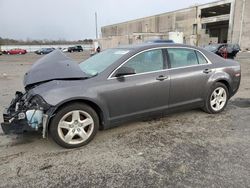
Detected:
left=203, top=82, right=229, bottom=114
left=49, top=103, right=99, bottom=148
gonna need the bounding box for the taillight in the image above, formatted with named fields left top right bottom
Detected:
left=235, top=73, right=241, bottom=77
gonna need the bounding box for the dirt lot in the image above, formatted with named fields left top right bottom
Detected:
left=0, top=51, right=250, bottom=187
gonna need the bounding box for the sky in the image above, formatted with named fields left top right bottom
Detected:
left=0, top=0, right=214, bottom=40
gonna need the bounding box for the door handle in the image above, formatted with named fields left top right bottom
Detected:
left=203, top=69, right=212, bottom=74
left=156, top=75, right=168, bottom=81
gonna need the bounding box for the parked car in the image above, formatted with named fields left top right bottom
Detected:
left=0, top=51, right=2, bottom=55
left=4, top=49, right=27, bottom=55
left=229, top=44, right=241, bottom=56
left=35, top=48, right=55, bottom=55
left=1, top=43, right=241, bottom=148
left=61, top=48, right=69, bottom=53
left=204, top=43, right=241, bottom=59
left=68, top=45, right=83, bottom=52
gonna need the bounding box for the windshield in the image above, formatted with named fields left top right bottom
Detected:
left=204, top=45, right=219, bottom=52
left=79, top=49, right=130, bottom=76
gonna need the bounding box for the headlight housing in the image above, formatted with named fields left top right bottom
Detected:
left=28, top=95, right=51, bottom=111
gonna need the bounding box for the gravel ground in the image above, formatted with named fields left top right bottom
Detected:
left=0, top=52, right=249, bottom=187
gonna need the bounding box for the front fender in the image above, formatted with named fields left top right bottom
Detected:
left=30, top=80, right=110, bottom=125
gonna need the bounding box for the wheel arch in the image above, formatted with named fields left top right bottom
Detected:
left=215, top=79, right=232, bottom=97
left=208, top=71, right=233, bottom=97
left=49, top=98, right=106, bottom=130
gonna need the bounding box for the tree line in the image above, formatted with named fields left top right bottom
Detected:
left=0, top=37, right=93, bottom=45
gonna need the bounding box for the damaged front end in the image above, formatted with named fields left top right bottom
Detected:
left=1, top=91, right=51, bottom=138
left=1, top=50, right=88, bottom=138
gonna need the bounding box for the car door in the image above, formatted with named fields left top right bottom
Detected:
left=166, top=48, right=212, bottom=109
left=101, top=49, right=170, bottom=123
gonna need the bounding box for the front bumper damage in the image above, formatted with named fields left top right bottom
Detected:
left=2, top=109, right=34, bottom=134
left=1, top=91, right=51, bottom=138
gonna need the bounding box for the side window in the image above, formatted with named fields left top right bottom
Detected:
left=123, top=49, right=164, bottom=74
left=196, top=51, right=208, bottom=64
left=167, top=48, right=199, bottom=68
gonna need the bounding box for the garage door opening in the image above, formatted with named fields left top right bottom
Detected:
left=200, top=3, right=231, bottom=44
left=201, top=3, right=231, bottom=18
left=202, top=20, right=229, bottom=43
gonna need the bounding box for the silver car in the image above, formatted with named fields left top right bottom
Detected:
left=1, top=43, right=241, bottom=148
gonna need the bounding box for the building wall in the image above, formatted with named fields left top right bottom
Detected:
left=232, top=0, right=242, bottom=44
left=243, top=0, right=250, bottom=49
left=101, top=0, right=250, bottom=50
left=98, top=35, right=130, bottom=50
left=101, top=7, right=197, bottom=42
left=232, top=0, right=250, bottom=50
left=98, top=33, right=169, bottom=49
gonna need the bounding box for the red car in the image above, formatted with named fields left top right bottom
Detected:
left=4, top=48, right=27, bottom=55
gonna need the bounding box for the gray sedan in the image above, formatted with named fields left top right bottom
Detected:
left=1, top=43, right=241, bottom=148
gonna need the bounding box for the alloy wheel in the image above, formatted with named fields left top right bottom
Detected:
left=210, top=87, right=227, bottom=111
left=57, top=110, right=94, bottom=145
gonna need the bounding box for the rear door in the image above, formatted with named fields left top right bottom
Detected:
left=166, top=48, right=212, bottom=109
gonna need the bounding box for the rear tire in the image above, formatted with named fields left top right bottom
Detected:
left=49, top=103, right=99, bottom=148
left=203, top=82, right=229, bottom=114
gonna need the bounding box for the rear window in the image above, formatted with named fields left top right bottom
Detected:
left=167, top=48, right=208, bottom=68
left=196, top=51, right=208, bottom=64
left=167, top=48, right=199, bottom=68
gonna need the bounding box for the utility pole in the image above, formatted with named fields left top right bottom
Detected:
left=95, top=12, right=98, bottom=39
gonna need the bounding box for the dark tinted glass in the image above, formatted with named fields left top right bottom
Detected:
left=168, top=48, right=199, bottom=68
left=196, top=51, right=208, bottom=64
left=124, top=49, right=164, bottom=74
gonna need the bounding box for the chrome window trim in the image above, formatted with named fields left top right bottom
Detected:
left=109, top=69, right=168, bottom=80
left=107, top=46, right=212, bottom=80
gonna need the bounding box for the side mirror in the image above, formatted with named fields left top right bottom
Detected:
left=114, top=66, right=136, bottom=77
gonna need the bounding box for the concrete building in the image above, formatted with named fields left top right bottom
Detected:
left=100, top=0, right=250, bottom=50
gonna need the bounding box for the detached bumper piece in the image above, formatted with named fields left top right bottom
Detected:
left=1, top=110, right=34, bottom=134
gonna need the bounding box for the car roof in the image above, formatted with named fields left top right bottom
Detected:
left=114, top=43, right=199, bottom=51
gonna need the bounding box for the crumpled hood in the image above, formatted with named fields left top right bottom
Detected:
left=24, top=50, right=88, bottom=87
